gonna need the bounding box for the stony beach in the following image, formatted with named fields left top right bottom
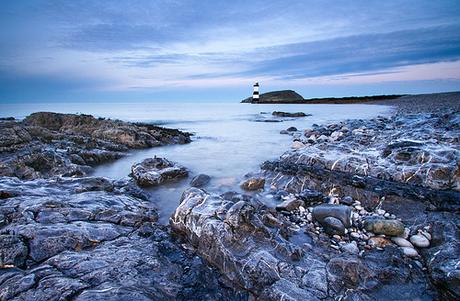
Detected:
left=0, top=93, right=459, bottom=300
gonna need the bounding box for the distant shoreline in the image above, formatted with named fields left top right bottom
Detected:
left=254, top=94, right=404, bottom=104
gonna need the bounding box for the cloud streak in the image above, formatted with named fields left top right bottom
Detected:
left=1, top=0, right=460, bottom=102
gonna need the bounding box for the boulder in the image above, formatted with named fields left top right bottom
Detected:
left=190, top=174, right=211, bottom=187
left=312, top=204, right=352, bottom=228
left=322, top=217, right=345, bottom=235
left=131, top=157, right=188, bottom=187
left=410, top=234, right=430, bottom=248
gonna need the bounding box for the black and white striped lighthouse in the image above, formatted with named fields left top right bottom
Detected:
left=252, top=82, right=260, bottom=101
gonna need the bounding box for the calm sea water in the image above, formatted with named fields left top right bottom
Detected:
left=1, top=102, right=393, bottom=222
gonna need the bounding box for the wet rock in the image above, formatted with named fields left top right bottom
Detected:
left=340, top=196, right=354, bottom=205
left=363, top=218, right=404, bottom=236
left=131, top=157, right=188, bottom=187
left=286, top=127, right=298, bottom=132
left=291, top=141, right=305, bottom=149
left=190, top=174, right=211, bottom=187
left=322, top=216, right=346, bottom=235
left=298, top=189, right=324, bottom=204
left=0, top=235, right=28, bottom=267
left=312, top=204, right=352, bottom=228
left=240, top=177, right=265, bottom=191
left=276, top=198, right=303, bottom=212
left=410, top=234, right=430, bottom=248
left=0, top=177, right=246, bottom=300
left=272, top=111, right=308, bottom=118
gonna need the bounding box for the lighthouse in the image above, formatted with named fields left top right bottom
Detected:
left=252, top=82, right=260, bottom=102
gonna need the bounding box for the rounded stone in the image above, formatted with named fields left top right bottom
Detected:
left=364, top=218, right=405, bottom=236
left=190, top=174, right=211, bottom=188
left=391, top=237, right=414, bottom=248
left=322, top=216, right=345, bottom=235
left=401, top=247, right=419, bottom=257
left=410, top=234, right=430, bottom=248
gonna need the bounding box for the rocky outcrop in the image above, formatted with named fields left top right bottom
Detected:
left=171, top=188, right=436, bottom=300
left=131, top=157, right=188, bottom=187
left=0, top=177, right=246, bottom=300
left=0, top=112, right=191, bottom=179
left=259, top=109, right=460, bottom=300
left=241, top=90, right=304, bottom=104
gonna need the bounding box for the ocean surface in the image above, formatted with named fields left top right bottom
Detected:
left=1, top=102, right=393, bottom=223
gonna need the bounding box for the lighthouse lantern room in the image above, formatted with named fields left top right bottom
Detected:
left=252, top=82, right=260, bottom=101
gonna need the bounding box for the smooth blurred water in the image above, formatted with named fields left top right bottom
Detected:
left=1, top=102, right=393, bottom=222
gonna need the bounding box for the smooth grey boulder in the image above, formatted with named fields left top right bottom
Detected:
left=312, top=204, right=352, bottom=228
left=190, top=174, right=211, bottom=187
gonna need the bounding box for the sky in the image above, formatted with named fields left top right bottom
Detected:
left=1, top=0, right=460, bottom=103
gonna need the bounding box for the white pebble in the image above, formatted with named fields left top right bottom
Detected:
left=401, top=247, right=419, bottom=257
left=392, top=237, right=414, bottom=248
left=410, top=235, right=430, bottom=248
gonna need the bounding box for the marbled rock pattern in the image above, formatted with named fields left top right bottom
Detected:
left=171, top=188, right=436, bottom=300
left=0, top=177, right=247, bottom=301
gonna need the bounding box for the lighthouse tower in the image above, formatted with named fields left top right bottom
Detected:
left=252, top=82, right=260, bottom=102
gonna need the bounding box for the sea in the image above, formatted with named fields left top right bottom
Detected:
left=1, top=102, right=393, bottom=222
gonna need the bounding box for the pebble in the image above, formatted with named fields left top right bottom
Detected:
left=420, top=230, right=432, bottom=241
left=410, top=234, right=430, bottom=248
left=299, top=206, right=306, bottom=213
left=306, top=213, right=312, bottom=221
left=350, top=232, right=360, bottom=240
left=332, top=235, right=341, bottom=240
left=392, top=237, right=414, bottom=248
left=401, top=247, right=419, bottom=257
left=355, top=205, right=363, bottom=211
left=376, top=209, right=386, bottom=215
left=341, top=242, right=359, bottom=254
left=330, top=244, right=340, bottom=250
left=384, top=213, right=390, bottom=218
left=402, top=228, right=410, bottom=239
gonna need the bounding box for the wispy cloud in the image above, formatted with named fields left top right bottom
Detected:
left=1, top=0, right=460, bottom=101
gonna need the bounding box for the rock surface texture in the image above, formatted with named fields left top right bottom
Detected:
left=171, top=188, right=437, bottom=300
left=0, top=177, right=247, bottom=300
left=0, top=112, right=191, bottom=179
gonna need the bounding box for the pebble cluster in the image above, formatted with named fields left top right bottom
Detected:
left=276, top=193, right=432, bottom=259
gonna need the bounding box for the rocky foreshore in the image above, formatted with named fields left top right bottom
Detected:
left=171, top=103, right=459, bottom=299
left=0, top=112, right=191, bottom=179
left=1, top=98, right=459, bottom=301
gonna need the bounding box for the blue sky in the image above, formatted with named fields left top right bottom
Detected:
left=1, top=0, right=460, bottom=102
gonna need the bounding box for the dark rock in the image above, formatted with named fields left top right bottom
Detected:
left=190, top=174, right=211, bottom=187
left=297, top=189, right=324, bottom=204
left=240, top=178, right=265, bottom=191
left=322, top=216, right=346, bottom=235
left=0, top=177, right=246, bottom=300
left=286, top=127, right=298, bottom=132
left=0, top=235, right=28, bottom=267
left=131, top=157, right=188, bottom=187
left=312, top=204, right=352, bottom=228
left=272, top=111, right=309, bottom=118
left=340, top=196, right=354, bottom=205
